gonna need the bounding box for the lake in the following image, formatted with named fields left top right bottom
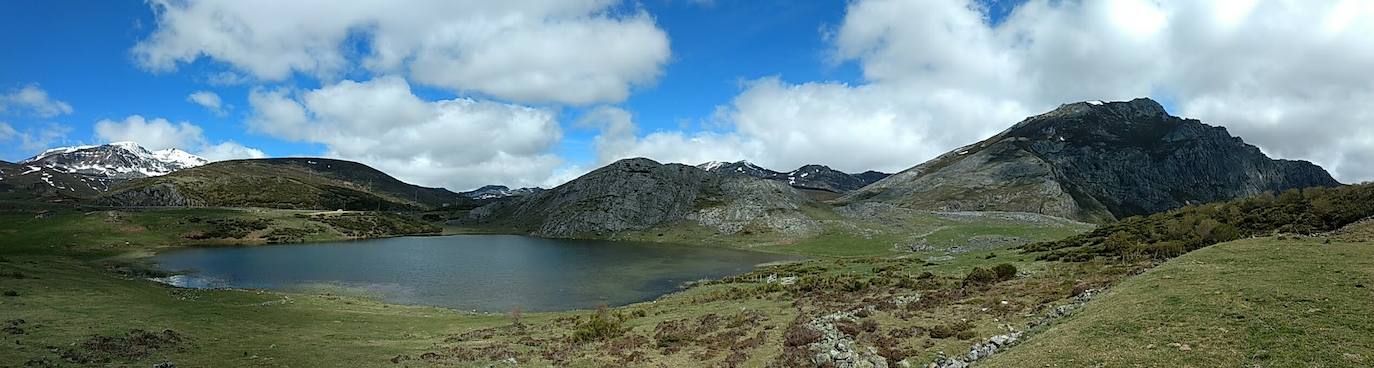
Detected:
left=150, top=235, right=796, bottom=312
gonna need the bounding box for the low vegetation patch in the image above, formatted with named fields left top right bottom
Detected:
left=302, top=212, right=439, bottom=238
left=59, top=329, right=186, bottom=365
left=1027, top=184, right=1374, bottom=262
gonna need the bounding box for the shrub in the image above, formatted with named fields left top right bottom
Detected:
left=992, top=263, right=1017, bottom=281
left=928, top=321, right=973, bottom=339
left=859, top=319, right=879, bottom=333
left=782, top=324, right=822, bottom=347
left=963, top=267, right=999, bottom=286
left=569, top=306, right=625, bottom=343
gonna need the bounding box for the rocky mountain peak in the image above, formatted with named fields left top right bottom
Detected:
left=460, top=184, right=544, bottom=200
left=844, top=98, right=1339, bottom=222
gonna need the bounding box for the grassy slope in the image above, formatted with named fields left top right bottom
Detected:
left=0, top=256, right=508, bottom=368
left=603, top=203, right=1093, bottom=258
left=982, top=236, right=1374, bottom=367
left=0, top=202, right=1103, bottom=367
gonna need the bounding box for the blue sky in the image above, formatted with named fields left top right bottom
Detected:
left=0, top=0, right=871, bottom=164
left=3, top=0, right=1371, bottom=190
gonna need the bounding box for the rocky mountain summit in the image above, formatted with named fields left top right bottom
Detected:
left=23, top=141, right=207, bottom=179
left=843, top=98, right=1339, bottom=222
left=697, top=160, right=889, bottom=193
left=459, top=185, right=544, bottom=200
left=469, top=158, right=819, bottom=238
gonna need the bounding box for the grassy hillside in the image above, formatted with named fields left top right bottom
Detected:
left=101, top=158, right=470, bottom=210
left=1026, top=183, right=1374, bottom=262
left=0, top=207, right=438, bottom=258
left=982, top=235, right=1374, bottom=367
left=8, top=184, right=1371, bottom=366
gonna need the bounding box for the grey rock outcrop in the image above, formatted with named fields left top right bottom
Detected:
left=843, top=98, right=1340, bottom=222
left=470, top=158, right=817, bottom=238
left=99, top=183, right=203, bottom=207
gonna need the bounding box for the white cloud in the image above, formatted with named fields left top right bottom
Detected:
left=0, top=85, right=73, bottom=118
left=93, top=115, right=266, bottom=161
left=95, top=115, right=207, bottom=151
left=186, top=90, right=225, bottom=115
left=0, top=122, right=73, bottom=154
left=247, top=76, right=565, bottom=191
left=198, top=141, right=267, bottom=161
left=134, top=0, right=670, bottom=105
left=0, top=122, right=15, bottom=141
left=596, top=0, right=1374, bottom=182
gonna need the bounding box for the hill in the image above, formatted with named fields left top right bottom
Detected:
left=981, top=236, right=1374, bottom=367
left=0, top=160, right=112, bottom=200
left=468, top=157, right=821, bottom=238
left=842, top=98, right=1339, bottom=222
left=100, top=158, right=467, bottom=210
left=1024, top=183, right=1374, bottom=262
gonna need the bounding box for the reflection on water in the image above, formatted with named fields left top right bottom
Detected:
left=150, top=235, right=797, bottom=312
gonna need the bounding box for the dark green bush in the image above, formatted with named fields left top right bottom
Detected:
left=569, top=307, right=625, bottom=343
left=963, top=267, right=999, bottom=286
left=992, top=263, right=1017, bottom=280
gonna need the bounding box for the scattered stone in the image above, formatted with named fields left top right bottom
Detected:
left=804, top=308, right=889, bottom=368
left=930, top=288, right=1103, bottom=368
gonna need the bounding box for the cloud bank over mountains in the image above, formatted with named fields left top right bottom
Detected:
left=590, top=0, right=1374, bottom=183
left=10, top=0, right=1374, bottom=190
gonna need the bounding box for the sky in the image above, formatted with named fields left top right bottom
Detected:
left=1, top=0, right=1372, bottom=191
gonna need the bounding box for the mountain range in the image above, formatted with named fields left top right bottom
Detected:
left=1, top=98, right=1342, bottom=233
left=696, top=160, right=889, bottom=195
left=100, top=158, right=468, bottom=210
left=467, top=98, right=1338, bottom=236
left=0, top=142, right=208, bottom=199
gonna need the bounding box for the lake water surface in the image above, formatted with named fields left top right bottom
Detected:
left=151, top=235, right=796, bottom=312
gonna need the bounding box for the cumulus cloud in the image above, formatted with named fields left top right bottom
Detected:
left=94, top=115, right=207, bottom=151
left=596, top=0, right=1374, bottom=182
left=134, top=0, right=670, bottom=105
left=93, top=115, right=266, bottom=161
left=247, top=76, right=565, bottom=191
left=0, top=122, right=73, bottom=154
left=186, top=90, right=225, bottom=115
left=0, top=122, right=15, bottom=141
left=198, top=141, right=267, bottom=161
left=0, top=85, right=73, bottom=118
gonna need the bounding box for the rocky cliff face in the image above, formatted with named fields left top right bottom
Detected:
left=843, top=98, right=1340, bottom=222
left=470, top=158, right=818, bottom=238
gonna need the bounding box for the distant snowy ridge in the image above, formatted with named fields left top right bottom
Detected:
left=21, top=141, right=208, bottom=179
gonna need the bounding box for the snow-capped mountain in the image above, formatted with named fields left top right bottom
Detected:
left=697, top=160, right=889, bottom=193
left=695, top=160, right=786, bottom=180
left=460, top=185, right=545, bottom=200
left=22, top=141, right=208, bottom=179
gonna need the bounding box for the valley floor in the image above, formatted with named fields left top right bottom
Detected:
left=1, top=204, right=1370, bottom=367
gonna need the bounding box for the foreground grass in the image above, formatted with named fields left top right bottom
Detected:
left=982, top=236, right=1374, bottom=367
left=0, top=255, right=508, bottom=367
